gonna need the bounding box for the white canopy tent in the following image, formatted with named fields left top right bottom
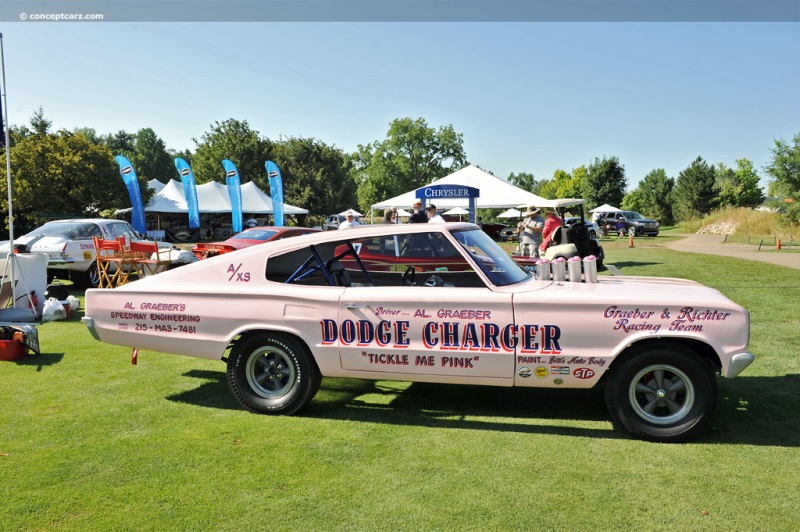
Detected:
left=497, top=208, right=522, bottom=218
left=144, top=179, right=308, bottom=215
left=590, top=203, right=622, bottom=213
left=372, top=165, right=548, bottom=210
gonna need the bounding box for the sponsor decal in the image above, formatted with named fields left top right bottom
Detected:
left=550, top=366, right=570, bottom=375
left=518, top=366, right=532, bottom=378
left=180, top=168, right=191, bottom=176
left=573, top=368, right=596, bottom=379
left=226, top=170, right=238, bottom=178
left=535, top=366, right=548, bottom=378
left=268, top=171, right=279, bottom=178
left=121, top=166, right=133, bottom=175
left=321, top=318, right=562, bottom=354
left=553, top=378, right=563, bottom=385
left=604, top=305, right=732, bottom=334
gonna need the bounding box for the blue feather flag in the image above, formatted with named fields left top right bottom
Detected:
left=222, top=159, right=243, bottom=233
left=174, top=158, right=200, bottom=229
left=114, top=155, right=146, bottom=235
left=265, top=160, right=285, bottom=227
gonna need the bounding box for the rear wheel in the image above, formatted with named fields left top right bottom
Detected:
left=604, top=344, right=718, bottom=442
left=227, top=332, right=321, bottom=415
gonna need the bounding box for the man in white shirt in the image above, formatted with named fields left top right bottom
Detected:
left=338, top=211, right=361, bottom=230
left=426, top=204, right=446, bottom=224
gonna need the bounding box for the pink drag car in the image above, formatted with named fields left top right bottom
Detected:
left=83, top=222, right=754, bottom=442
left=191, top=226, right=321, bottom=259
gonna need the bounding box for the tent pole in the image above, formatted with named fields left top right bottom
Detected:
left=1, top=33, right=18, bottom=310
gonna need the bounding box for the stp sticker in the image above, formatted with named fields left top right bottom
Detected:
left=535, top=366, right=549, bottom=378
left=573, top=368, right=596, bottom=379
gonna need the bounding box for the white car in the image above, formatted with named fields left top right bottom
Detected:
left=1, top=219, right=197, bottom=288
left=83, top=222, right=754, bottom=442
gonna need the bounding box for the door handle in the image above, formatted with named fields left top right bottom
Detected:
left=345, top=304, right=371, bottom=311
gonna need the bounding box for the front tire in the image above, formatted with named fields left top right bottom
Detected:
left=227, top=332, right=321, bottom=415
left=604, top=344, right=718, bottom=442
left=72, top=262, right=99, bottom=289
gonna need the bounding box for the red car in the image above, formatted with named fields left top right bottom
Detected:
left=192, top=226, right=321, bottom=259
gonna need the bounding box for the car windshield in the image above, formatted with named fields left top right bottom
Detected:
left=26, top=221, right=101, bottom=240
left=451, top=228, right=531, bottom=286
left=230, top=229, right=280, bottom=241
left=622, top=211, right=645, bottom=220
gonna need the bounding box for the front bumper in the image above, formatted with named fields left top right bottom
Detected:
left=724, top=351, right=755, bottom=378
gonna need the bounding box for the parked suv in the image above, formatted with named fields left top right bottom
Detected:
left=322, top=215, right=345, bottom=231
left=599, top=210, right=659, bottom=237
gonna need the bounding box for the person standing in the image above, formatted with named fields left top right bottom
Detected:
left=517, top=207, right=544, bottom=257
left=408, top=200, right=428, bottom=223
left=426, top=204, right=445, bottom=223
left=381, top=208, right=396, bottom=224
left=540, top=208, right=562, bottom=253
left=338, top=211, right=361, bottom=230
left=391, top=206, right=400, bottom=223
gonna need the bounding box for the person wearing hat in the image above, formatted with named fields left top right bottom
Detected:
left=425, top=204, right=445, bottom=224
left=540, top=208, right=562, bottom=253
left=408, top=200, right=427, bottom=223
left=338, top=210, right=361, bottom=230
left=517, top=207, right=544, bottom=257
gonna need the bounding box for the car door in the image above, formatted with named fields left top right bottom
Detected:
left=336, top=286, right=515, bottom=381
left=335, top=231, right=516, bottom=382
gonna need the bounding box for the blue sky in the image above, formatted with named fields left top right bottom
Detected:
left=2, top=22, right=798, bottom=190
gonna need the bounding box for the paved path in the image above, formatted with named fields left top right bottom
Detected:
left=660, top=233, right=800, bottom=270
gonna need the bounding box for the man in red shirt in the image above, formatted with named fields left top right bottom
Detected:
left=540, top=208, right=562, bottom=254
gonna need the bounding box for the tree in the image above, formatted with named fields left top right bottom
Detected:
left=29, top=106, right=52, bottom=136
left=102, top=130, right=136, bottom=156
left=536, top=168, right=583, bottom=200
left=584, top=156, right=627, bottom=208
left=191, top=119, right=270, bottom=184
left=129, top=128, right=174, bottom=183
left=267, top=137, right=357, bottom=216
left=624, top=168, right=675, bottom=225
left=1, top=129, right=131, bottom=235
left=717, top=159, right=764, bottom=208
left=673, top=156, right=717, bottom=221
left=765, top=132, right=800, bottom=198
left=507, top=172, right=537, bottom=192
left=351, top=117, right=468, bottom=212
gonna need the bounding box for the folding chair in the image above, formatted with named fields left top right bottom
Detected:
left=93, top=237, right=131, bottom=288
left=129, top=241, right=170, bottom=279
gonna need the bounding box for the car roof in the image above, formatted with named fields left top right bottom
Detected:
left=244, top=222, right=479, bottom=255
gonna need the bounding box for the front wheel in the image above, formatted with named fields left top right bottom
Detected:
left=72, top=262, right=99, bottom=289
left=604, top=344, right=718, bottom=442
left=227, top=332, right=321, bottom=415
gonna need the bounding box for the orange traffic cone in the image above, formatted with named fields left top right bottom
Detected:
left=628, top=233, right=635, bottom=247
left=776, top=238, right=781, bottom=250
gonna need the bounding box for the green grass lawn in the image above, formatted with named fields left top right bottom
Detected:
left=2, top=243, right=799, bottom=530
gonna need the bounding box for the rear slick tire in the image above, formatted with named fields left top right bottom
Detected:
left=604, top=344, right=718, bottom=443
left=227, top=332, right=321, bottom=416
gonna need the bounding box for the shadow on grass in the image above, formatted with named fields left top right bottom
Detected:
left=166, top=370, right=800, bottom=446
left=15, top=353, right=65, bottom=371
left=607, top=261, right=662, bottom=269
